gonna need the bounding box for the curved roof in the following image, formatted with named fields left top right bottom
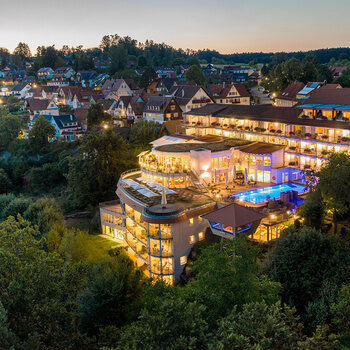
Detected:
left=154, top=138, right=250, bottom=153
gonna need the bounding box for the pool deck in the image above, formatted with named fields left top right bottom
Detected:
left=207, top=182, right=307, bottom=207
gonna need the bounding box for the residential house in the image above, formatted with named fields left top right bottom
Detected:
left=143, top=96, right=182, bottom=124
left=147, top=78, right=181, bottom=94
left=37, top=67, right=54, bottom=80
left=115, top=95, right=145, bottom=121
left=10, top=83, right=32, bottom=99
left=296, top=82, right=325, bottom=100
left=9, top=69, right=27, bottom=81
left=73, top=108, right=89, bottom=131
left=168, top=85, right=214, bottom=113
left=29, top=114, right=83, bottom=141
left=97, top=99, right=119, bottom=116
left=58, top=86, right=103, bottom=108
left=94, top=59, right=111, bottom=70
left=53, top=67, right=76, bottom=79
left=330, top=66, right=348, bottom=80
left=101, top=79, right=132, bottom=100
left=26, top=98, right=59, bottom=117
left=124, top=78, right=139, bottom=91
left=207, top=83, right=250, bottom=105
left=33, top=86, right=60, bottom=101
left=76, top=70, right=108, bottom=87
left=154, top=67, right=177, bottom=78
left=275, top=82, right=305, bottom=107
left=48, top=76, right=70, bottom=87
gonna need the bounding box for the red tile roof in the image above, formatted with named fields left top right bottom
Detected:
left=276, top=82, right=305, bottom=101
left=233, top=83, right=249, bottom=98
left=26, top=98, right=51, bottom=111
left=304, top=88, right=350, bottom=105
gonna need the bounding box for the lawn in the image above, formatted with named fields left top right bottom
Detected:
left=78, top=233, right=121, bottom=262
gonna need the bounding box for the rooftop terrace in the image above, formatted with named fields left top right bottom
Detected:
left=155, top=138, right=251, bottom=153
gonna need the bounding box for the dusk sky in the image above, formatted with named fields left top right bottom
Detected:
left=1, top=0, right=350, bottom=54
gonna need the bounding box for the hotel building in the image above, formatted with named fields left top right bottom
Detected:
left=184, top=88, right=350, bottom=177
left=100, top=88, right=350, bottom=283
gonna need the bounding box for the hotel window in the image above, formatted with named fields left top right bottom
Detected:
left=189, top=235, right=195, bottom=244
left=180, top=256, right=187, bottom=265
left=264, top=157, right=271, bottom=166
left=189, top=218, right=194, bottom=225
left=198, top=231, right=204, bottom=240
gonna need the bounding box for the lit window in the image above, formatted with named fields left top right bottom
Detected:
left=189, top=218, right=194, bottom=224
left=189, top=235, right=195, bottom=244
left=198, top=232, right=204, bottom=240
left=180, top=256, right=187, bottom=265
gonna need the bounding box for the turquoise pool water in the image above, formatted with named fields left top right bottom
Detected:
left=235, top=183, right=306, bottom=204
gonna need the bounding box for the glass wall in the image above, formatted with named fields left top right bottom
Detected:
left=148, top=223, right=174, bottom=283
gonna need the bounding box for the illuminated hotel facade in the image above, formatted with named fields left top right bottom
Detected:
left=100, top=88, right=350, bottom=283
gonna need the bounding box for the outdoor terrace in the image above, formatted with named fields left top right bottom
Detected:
left=119, top=169, right=215, bottom=210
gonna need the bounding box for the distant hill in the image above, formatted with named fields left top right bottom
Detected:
left=195, top=47, right=350, bottom=65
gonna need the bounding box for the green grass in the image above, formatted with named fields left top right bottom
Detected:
left=80, top=234, right=121, bottom=262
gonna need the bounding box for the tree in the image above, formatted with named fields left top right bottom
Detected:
left=268, top=226, right=350, bottom=332
left=28, top=116, right=56, bottom=154
left=331, top=285, right=350, bottom=338
left=23, top=197, right=63, bottom=233
left=299, top=187, right=325, bottom=229
left=0, top=300, right=19, bottom=349
left=187, top=56, right=200, bottom=66
left=117, top=295, right=209, bottom=349
left=183, top=237, right=281, bottom=327
left=317, top=152, right=350, bottom=233
left=0, top=169, right=13, bottom=194
left=13, top=42, right=31, bottom=62
left=129, top=120, right=165, bottom=148
left=139, top=66, right=157, bottom=88
left=0, top=216, right=91, bottom=349
left=185, top=64, right=206, bottom=85
left=338, top=66, right=350, bottom=88
left=0, top=196, right=34, bottom=221
left=78, top=256, right=144, bottom=334
left=211, top=301, right=303, bottom=350
left=109, top=45, right=128, bottom=74
left=0, top=109, right=21, bottom=151
left=66, top=130, right=135, bottom=209
left=137, top=55, right=147, bottom=67
left=36, top=45, right=59, bottom=68
left=86, top=103, right=111, bottom=129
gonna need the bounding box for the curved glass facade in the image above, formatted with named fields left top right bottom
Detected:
left=122, top=203, right=175, bottom=284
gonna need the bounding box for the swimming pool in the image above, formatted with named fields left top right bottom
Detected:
left=235, top=183, right=306, bottom=204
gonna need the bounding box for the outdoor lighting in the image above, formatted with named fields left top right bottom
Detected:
left=202, top=165, right=209, bottom=171
left=287, top=210, right=291, bottom=215
left=0, top=99, right=2, bottom=105
left=201, top=171, right=210, bottom=178
left=103, top=124, right=108, bottom=129
left=270, top=214, right=276, bottom=220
